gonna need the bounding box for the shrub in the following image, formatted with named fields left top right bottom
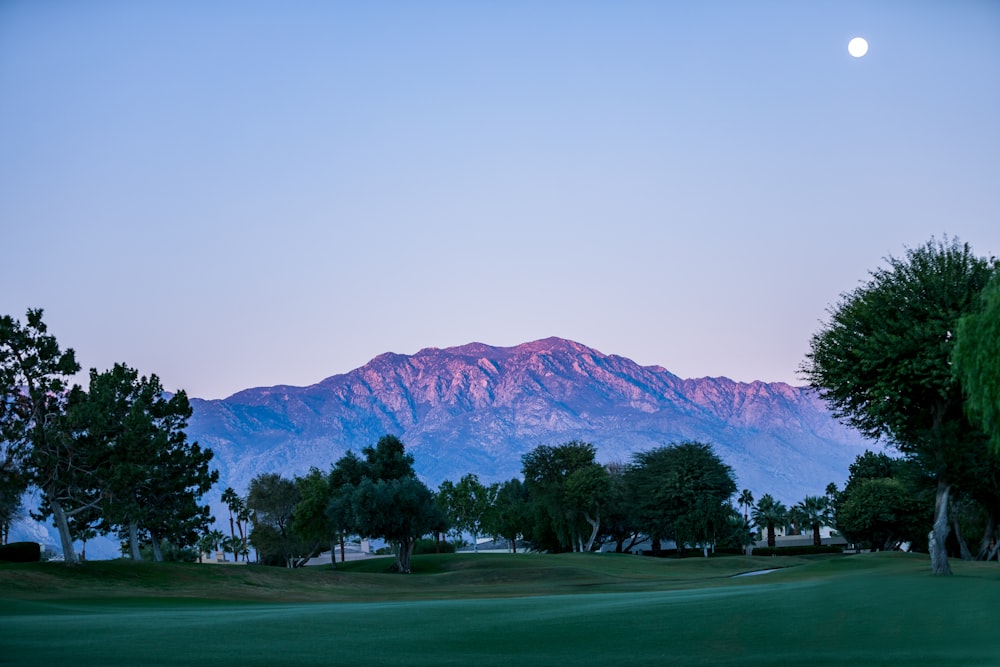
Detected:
left=0, top=541, right=41, bottom=563
left=413, top=538, right=455, bottom=554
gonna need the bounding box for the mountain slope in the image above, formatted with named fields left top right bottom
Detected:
left=188, top=337, right=870, bottom=504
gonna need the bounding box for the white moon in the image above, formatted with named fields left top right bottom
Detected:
left=848, top=37, right=869, bottom=58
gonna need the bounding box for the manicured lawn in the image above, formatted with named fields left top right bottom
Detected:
left=1, top=552, right=997, bottom=666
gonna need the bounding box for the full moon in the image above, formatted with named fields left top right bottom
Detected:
left=848, top=37, right=869, bottom=58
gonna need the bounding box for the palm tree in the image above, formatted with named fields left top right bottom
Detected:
left=198, top=529, right=225, bottom=562
left=738, top=489, right=754, bottom=526
left=221, top=487, right=241, bottom=558
left=751, top=494, right=787, bottom=548
left=795, top=495, right=832, bottom=546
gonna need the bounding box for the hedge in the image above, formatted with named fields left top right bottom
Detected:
left=0, top=541, right=42, bottom=563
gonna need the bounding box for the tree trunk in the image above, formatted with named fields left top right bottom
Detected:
left=813, top=524, right=821, bottom=547
left=928, top=480, right=952, bottom=575
left=395, top=539, right=415, bottom=573
left=129, top=521, right=142, bottom=561
left=952, top=512, right=974, bottom=561
left=340, top=535, right=346, bottom=563
left=582, top=511, right=600, bottom=552
left=48, top=496, right=79, bottom=565
left=975, top=509, right=997, bottom=561
left=151, top=537, right=164, bottom=562
left=767, top=523, right=776, bottom=548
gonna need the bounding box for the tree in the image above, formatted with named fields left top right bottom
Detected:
left=831, top=451, right=931, bottom=552
left=198, top=528, right=225, bottom=562
left=795, top=496, right=832, bottom=547
left=438, top=474, right=494, bottom=552
left=563, top=463, right=611, bottom=552
left=75, top=364, right=216, bottom=561
left=953, top=268, right=1000, bottom=454
left=751, top=494, right=787, bottom=548
left=247, top=473, right=309, bottom=567
left=738, top=489, right=754, bottom=527
left=600, top=461, right=643, bottom=554
left=0, top=463, right=24, bottom=545
left=327, top=449, right=368, bottom=563
left=483, top=478, right=530, bottom=553
left=803, top=238, right=997, bottom=575
left=220, top=486, right=251, bottom=561
left=628, top=441, right=737, bottom=556
left=345, top=475, right=446, bottom=573
left=68, top=364, right=217, bottom=561
left=290, top=468, right=336, bottom=562
left=521, top=441, right=606, bottom=552
left=1, top=309, right=92, bottom=564
left=221, top=487, right=243, bottom=560
left=327, top=435, right=447, bottom=572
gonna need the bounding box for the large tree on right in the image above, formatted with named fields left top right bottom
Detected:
left=803, top=238, right=996, bottom=575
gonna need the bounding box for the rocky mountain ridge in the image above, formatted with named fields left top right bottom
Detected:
left=188, top=337, right=870, bottom=504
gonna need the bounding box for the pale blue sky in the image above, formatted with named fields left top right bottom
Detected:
left=2, top=1, right=998, bottom=399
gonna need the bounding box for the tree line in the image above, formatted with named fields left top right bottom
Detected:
left=0, top=310, right=217, bottom=564
left=234, top=435, right=843, bottom=570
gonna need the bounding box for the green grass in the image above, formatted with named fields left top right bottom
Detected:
left=1, top=552, right=998, bottom=666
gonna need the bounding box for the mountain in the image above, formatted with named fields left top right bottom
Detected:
left=188, top=337, right=870, bottom=506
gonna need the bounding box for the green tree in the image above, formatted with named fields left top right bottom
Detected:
left=803, top=238, right=996, bottom=575
left=601, top=461, right=643, bottom=554
left=953, top=268, right=1000, bottom=453
left=327, top=449, right=368, bottom=563
left=247, top=473, right=308, bottom=567
left=563, top=463, right=611, bottom=552
left=345, top=475, right=446, bottom=573
left=438, top=474, right=494, bottom=551
left=327, top=435, right=447, bottom=572
left=628, top=441, right=737, bottom=556
left=751, top=494, right=787, bottom=548
left=198, top=528, right=225, bottom=562
left=221, top=487, right=243, bottom=560
left=0, top=463, right=24, bottom=545
left=738, top=489, right=754, bottom=527
left=290, top=468, right=336, bottom=562
left=483, top=478, right=529, bottom=553
left=521, top=441, right=603, bottom=552
left=73, top=364, right=217, bottom=561
left=1, top=309, right=93, bottom=564
left=795, top=495, right=832, bottom=547
left=832, top=451, right=931, bottom=552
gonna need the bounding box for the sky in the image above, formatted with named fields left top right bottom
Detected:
left=1, top=1, right=998, bottom=400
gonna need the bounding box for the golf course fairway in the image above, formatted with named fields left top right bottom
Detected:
left=1, top=552, right=997, bottom=665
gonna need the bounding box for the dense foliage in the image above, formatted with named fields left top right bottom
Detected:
left=803, top=238, right=998, bottom=574
left=1, top=310, right=217, bottom=563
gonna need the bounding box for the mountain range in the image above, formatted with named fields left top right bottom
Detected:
left=189, top=337, right=870, bottom=504
left=12, top=337, right=874, bottom=556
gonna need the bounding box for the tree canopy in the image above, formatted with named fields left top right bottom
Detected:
left=803, top=238, right=997, bottom=574
left=327, top=435, right=446, bottom=572
left=952, top=268, right=1000, bottom=453
left=627, top=441, right=737, bottom=556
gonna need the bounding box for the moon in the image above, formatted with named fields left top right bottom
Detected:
left=848, top=37, right=869, bottom=58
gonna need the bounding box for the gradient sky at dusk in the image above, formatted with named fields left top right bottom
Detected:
left=2, top=2, right=998, bottom=399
